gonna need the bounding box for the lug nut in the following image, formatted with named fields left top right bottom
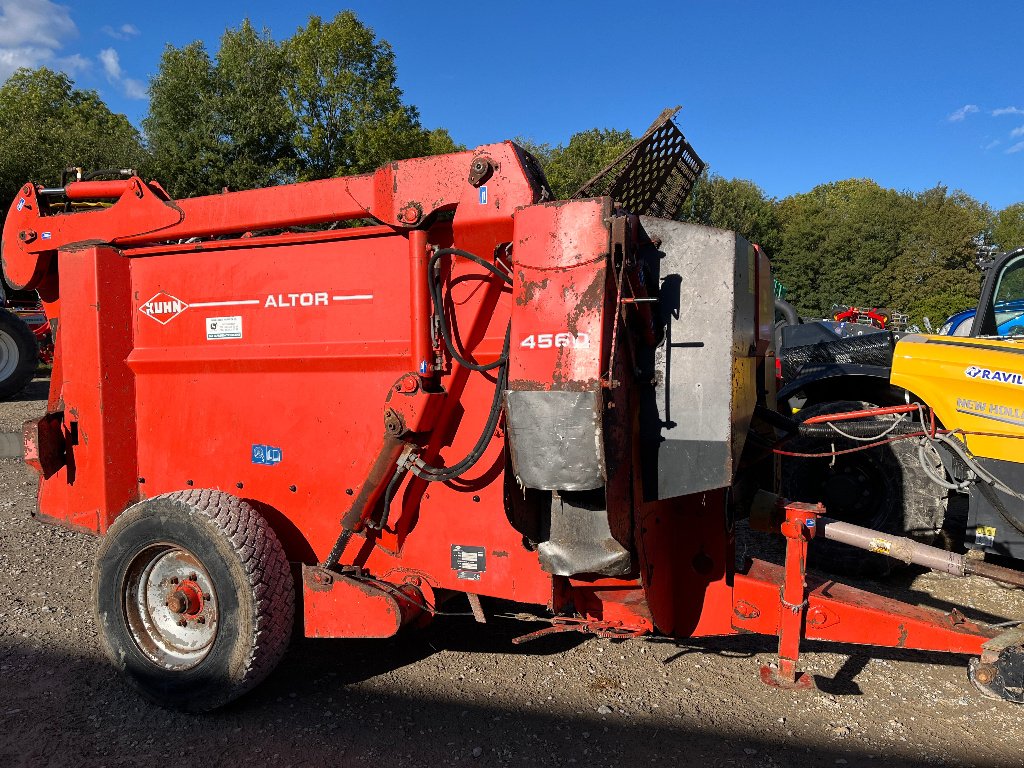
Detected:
left=177, top=619, right=188, bottom=627
left=188, top=572, right=197, bottom=582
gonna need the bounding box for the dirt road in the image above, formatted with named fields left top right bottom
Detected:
left=1, top=378, right=1022, bottom=767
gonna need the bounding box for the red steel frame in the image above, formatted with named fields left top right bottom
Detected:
left=3, top=143, right=999, bottom=684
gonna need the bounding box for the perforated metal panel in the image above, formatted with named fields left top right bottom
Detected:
left=573, top=107, right=705, bottom=219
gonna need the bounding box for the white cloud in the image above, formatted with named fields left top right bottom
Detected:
left=59, top=53, right=90, bottom=72
left=97, top=47, right=146, bottom=100
left=984, top=139, right=1001, bottom=150
left=1011, top=125, right=1024, bottom=138
left=993, top=106, right=1024, bottom=117
left=123, top=78, right=147, bottom=100
left=0, top=0, right=78, bottom=81
left=98, top=47, right=122, bottom=80
left=1008, top=141, right=1024, bottom=154
left=101, top=23, right=140, bottom=41
left=948, top=104, right=979, bottom=122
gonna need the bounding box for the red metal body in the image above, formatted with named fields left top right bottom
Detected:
left=1, top=142, right=1002, bottom=691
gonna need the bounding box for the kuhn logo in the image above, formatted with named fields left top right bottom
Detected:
left=965, top=365, right=1024, bottom=385
left=140, top=292, right=188, bottom=324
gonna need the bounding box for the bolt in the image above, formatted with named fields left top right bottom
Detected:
left=22, top=184, right=32, bottom=195
left=166, top=593, right=187, bottom=614
left=18, top=229, right=36, bottom=243
left=170, top=577, right=179, bottom=585
left=472, top=495, right=481, bottom=503
left=468, top=158, right=494, bottom=187
left=399, top=204, right=422, bottom=225
left=196, top=616, right=206, bottom=625
left=975, top=663, right=997, bottom=685
left=188, top=572, right=197, bottom=581
left=289, top=484, right=297, bottom=492
left=186, top=479, right=194, bottom=486
left=236, top=481, right=243, bottom=489
left=177, top=619, right=188, bottom=628
left=203, top=593, right=212, bottom=601
left=345, top=488, right=354, bottom=496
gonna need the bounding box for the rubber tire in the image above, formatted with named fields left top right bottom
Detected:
left=780, top=400, right=947, bottom=577
left=93, top=489, right=295, bottom=712
left=0, top=308, right=38, bottom=400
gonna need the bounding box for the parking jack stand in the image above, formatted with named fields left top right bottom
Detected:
left=760, top=502, right=820, bottom=690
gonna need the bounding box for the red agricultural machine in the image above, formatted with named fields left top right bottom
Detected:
left=3, top=112, right=1022, bottom=711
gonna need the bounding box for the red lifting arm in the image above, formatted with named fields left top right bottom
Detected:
left=1, top=142, right=537, bottom=292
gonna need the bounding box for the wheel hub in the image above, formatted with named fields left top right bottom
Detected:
left=0, top=328, right=19, bottom=381
left=122, top=545, right=218, bottom=670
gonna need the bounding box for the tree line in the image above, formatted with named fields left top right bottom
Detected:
left=0, top=11, right=1021, bottom=325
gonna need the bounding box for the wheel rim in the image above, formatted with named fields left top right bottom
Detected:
left=122, top=544, right=219, bottom=670
left=0, top=329, right=19, bottom=381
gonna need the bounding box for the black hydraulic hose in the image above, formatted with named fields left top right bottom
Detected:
left=411, top=327, right=510, bottom=482
left=428, top=247, right=512, bottom=372
left=775, top=298, right=800, bottom=326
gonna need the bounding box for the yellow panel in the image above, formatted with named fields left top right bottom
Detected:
left=891, top=334, right=1024, bottom=462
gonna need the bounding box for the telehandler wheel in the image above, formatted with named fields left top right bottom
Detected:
left=0, top=308, right=39, bottom=400
left=93, top=490, right=294, bottom=712
left=781, top=400, right=947, bottom=577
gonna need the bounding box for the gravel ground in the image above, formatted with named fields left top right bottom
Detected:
left=2, top=379, right=1023, bottom=767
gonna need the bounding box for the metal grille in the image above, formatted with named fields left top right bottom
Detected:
left=573, top=107, right=705, bottom=218
left=780, top=332, right=896, bottom=382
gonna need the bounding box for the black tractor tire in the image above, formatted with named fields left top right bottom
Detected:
left=93, top=489, right=295, bottom=712
left=780, top=400, right=947, bottom=577
left=0, top=308, right=39, bottom=400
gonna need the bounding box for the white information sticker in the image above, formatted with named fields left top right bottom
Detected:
left=206, top=315, right=242, bottom=340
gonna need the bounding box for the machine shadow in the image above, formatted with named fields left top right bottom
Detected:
left=0, top=637, right=994, bottom=768
left=3, top=375, right=49, bottom=403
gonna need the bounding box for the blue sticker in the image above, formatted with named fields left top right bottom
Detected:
left=16, top=198, right=25, bottom=212
left=479, top=186, right=488, bottom=205
left=419, top=360, right=428, bottom=375
left=965, top=366, right=1024, bottom=385
left=41, top=232, right=51, bottom=240
left=251, top=444, right=283, bottom=465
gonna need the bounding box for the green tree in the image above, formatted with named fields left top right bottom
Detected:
left=993, top=202, right=1024, bottom=251
left=283, top=11, right=448, bottom=179
left=143, top=42, right=221, bottom=197
left=880, top=186, right=988, bottom=325
left=0, top=67, right=144, bottom=210
left=681, top=172, right=780, bottom=254
left=145, top=22, right=296, bottom=197
left=145, top=13, right=460, bottom=195
left=774, top=179, right=913, bottom=318
left=212, top=21, right=296, bottom=191
left=541, top=128, right=635, bottom=199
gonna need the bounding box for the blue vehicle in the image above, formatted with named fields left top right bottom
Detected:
left=938, top=298, right=1024, bottom=337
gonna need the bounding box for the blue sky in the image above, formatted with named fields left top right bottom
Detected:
left=2, top=0, right=1021, bottom=209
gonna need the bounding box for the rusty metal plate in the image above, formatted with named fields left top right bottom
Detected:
left=573, top=107, right=705, bottom=219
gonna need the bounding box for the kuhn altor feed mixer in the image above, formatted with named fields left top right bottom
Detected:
left=3, top=112, right=1022, bottom=710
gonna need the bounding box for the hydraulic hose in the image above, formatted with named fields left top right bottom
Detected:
left=413, top=247, right=512, bottom=481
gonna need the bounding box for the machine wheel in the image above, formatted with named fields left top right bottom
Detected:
left=781, top=400, right=947, bottom=577
left=0, top=308, right=38, bottom=400
left=93, top=489, right=295, bottom=712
